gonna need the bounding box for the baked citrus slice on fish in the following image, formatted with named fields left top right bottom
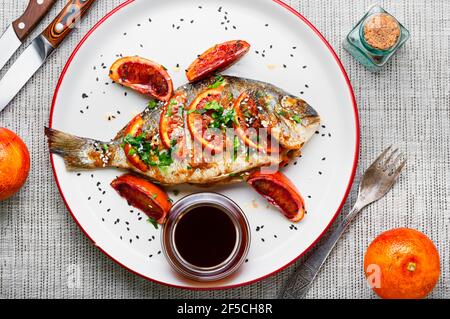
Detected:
left=110, top=56, right=173, bottom=101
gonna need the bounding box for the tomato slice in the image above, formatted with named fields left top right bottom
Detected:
left=233, top=92, right=276, bottom=154
left=186, top=87, right=230, bottom=154
left=111, top=174, right=172, bottom=224
left=123, top=115, right=148, bottom=172
left=110, top=56, right=173, bottom=101
left=160, top=92, right=187, bottom=159
left=247, top=171, right=305, bottom=222
left=186, top=40, right=250, bottom=82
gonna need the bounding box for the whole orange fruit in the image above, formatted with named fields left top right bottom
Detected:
left=364, top=228, right=440, bottom=299
left=0, top=128, right=30, bottom=201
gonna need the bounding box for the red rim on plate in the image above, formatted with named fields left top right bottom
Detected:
left=49, top=0, right=360, bottom=290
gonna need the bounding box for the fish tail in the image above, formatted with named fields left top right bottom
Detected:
left=45, top=127, right=114, bottom=170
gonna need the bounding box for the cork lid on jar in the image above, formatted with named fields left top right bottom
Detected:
left=363, top=13, right=401, bottom=50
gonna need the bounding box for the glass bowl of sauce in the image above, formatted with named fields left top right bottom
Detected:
left=162, top=192, right=250, bottom=282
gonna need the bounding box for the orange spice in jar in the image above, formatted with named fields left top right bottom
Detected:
left=363, top=13, right=401, bottom=51
left=343, top=5, right=410, bottom=71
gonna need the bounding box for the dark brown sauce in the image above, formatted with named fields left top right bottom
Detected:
left=174, top=206, right=237, bottom=268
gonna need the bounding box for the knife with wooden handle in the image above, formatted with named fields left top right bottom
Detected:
left=0, top=0, right=56, bottom=71
left=0, top=0, right=98, bottom=113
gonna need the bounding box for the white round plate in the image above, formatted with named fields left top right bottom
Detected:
left=50, top=0, right=359, bottom=289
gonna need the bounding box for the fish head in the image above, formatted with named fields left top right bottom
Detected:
left=241, top=86, right=321, bottom=151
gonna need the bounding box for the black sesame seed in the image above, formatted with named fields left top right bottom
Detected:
left=245, top=259, right=249, bottom=263
left=265, top=23, right=269, bottom=27
left=157, top=250, right=161, bottom=255
left=190, top=20, right=194, bottom=24
left=107, top=208, right=111, bottom=212
left=137, top=23, right=141, bottom=26
left=319, top=171, right=322, bottom=175
left=283, top=64, right=287, bottom=68
left=77, top=173, right=81, bottom=176
left=129, top=239, right=132, bottom=243
left=102, top=218, right=105, bottom=222
left=293, top=46, right=297, bottom=49
left=80, top=110, right=84, bottom=114
left=88, top=197, right=91, bottom=200
left=322, top=157, right=326, bottom=161
left=149, top=18, right=152, bottom=22
left=149, top=255, right=153, bottom=258
left=303, top=65, right=307, bottom=69
left=305, top=84, right=309, bottom=88
left=274, top=235, right=278, bottom=238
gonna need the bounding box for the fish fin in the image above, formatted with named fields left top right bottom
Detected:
left=45, top=127, right=112, bottom=170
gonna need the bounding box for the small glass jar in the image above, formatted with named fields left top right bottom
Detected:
left=343, top=5, right=410, bottom=71
left=162, top=192, right=250, bottom=282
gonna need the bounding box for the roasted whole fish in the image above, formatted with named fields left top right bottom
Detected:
left=46, top=75, right=320, bottom=185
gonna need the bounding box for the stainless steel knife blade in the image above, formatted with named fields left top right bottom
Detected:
left=0, top=26, right=22, bottom=71
left=0, top=35, right=54, bottom=113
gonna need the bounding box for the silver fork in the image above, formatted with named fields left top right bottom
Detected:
left=279, top=146, right=406, bottom=299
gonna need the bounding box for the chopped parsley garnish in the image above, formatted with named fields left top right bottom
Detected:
left=278, top=110, right=287, bottom=117
left=102, top=144, right=109, bottom=153
left=190, top=100, right=237, bottom=129
left=233, top=135, right=239, bottom=161
left=292, top=115, right=302, bottom=124
left=123, top=134, right=174, bottom=169
left=208, top=75, right=225, bottom=89
left=166, top=99, right=178, bottom=117
left=147, top=218, right=159, bottom=229
left=151, top=194, right=158, bottom=199
left=148, top=99, right=158, bottom=109
left=205, top=101, right=237, bottom=129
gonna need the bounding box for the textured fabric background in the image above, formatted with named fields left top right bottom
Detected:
left=0, top=0, right=449, bottom=299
